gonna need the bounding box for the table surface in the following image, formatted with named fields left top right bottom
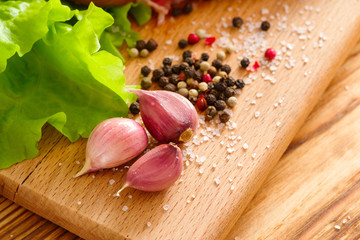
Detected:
left=1, top=4, right=360, bottom=240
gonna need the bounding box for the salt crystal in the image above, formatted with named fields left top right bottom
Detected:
left=230, top=185, right=235, bottom=191
left=58, top=163, right=62, bottom=166
left=243, top=143, right=248, bottom=150
left=128, top=195, right=132, bottom=199
left=276, top=121, right=281, bottom=127
left=237, top=163, right=243, bottom=167
left=199, top=167, right=204, bottom=174
left=212, top=163, right=217, bottom=168
left=342, top=219, right=347, bottom=224
left=228, top=178, right=233, bottom=182
left=252, top=153, right=257, bottom=159
left=334, top=225, right=341, bottom=230
left=76, top=161, right=80, bottom=165
left=254, top=111, right=260, bottom=118
left=165, top=40, right=172, bottom=45
left=186, top=199, right=191, bottom=204
left=109, top=179, right=115, bottom=185
left=251, top=100, right=257, bottom=105
left=192, top=194, right=196, bottom=199
left=261, top=8, right=269, bottom=15
left=163, top=205, right=170, bottom=211
left=214, top=177, right=220, bottom=185
left=122, top=205, right=128, bottom=211
left=147, top=222, right=151, bottom=227
left=256, top=93, right=263, bottom=98
left=77, top=201, right=82, bottom=205
left=345, top=85, right=349, bottom=90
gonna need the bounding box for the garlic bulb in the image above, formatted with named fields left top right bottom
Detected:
left=128, top=89, right=198, bottom=143
left=116, top=144, right=183, bottom=194
left=75, top=118, right=148, bottom=177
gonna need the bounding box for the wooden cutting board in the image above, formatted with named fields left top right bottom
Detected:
left=1, top=0, right=360, bottom=239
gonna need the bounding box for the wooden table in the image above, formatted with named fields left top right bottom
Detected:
left=1, top=1, right=360, bottom=240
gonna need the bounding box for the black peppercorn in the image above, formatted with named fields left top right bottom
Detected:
left=240, top=57, right=250, bottom=68
left=163, top=65, right=172, bottom=77
left=219, top=109, right=231, bottom=123
left=158, top=76, right=169, bottom=88
left=261, top=21, right=271, bottom=31
left=182, top=50, right=192, bottom=60
left=188, top=96, right=197, bottom=105
left=221, top=64, right=231, bottom=74
left=214, top=100, right=226, bottom=111
left=194, top=59, right=202, bottom=70
left=171, top=7, right=182, bottom=17
left=205, top=94, right=217, bottom=106
left=232, top=17, right=243, bottom=28
left=207, top=82, right=214, bottom=90
left=129, top=102, right=140, bottom=115
left=163, top=57, right=172, bottom=66
left=178, top=39, right=188, bottom=49
left=208, top=66, right=217, bottom=78
left=184, top=57, right=194, bottom=66
left=146, top=38, right=158, bottom=51
left=225, top=77, right=235, bottom=87
left=141, top=77, right=152, bottom=89
left=152, top=69, right=164, bottom=81
left=141, top=65, right=151, bottom=77
left=209, top=89, right=220, bottom=98
left=214, top=81, right=227, bottom=92
left=212, top=59, right=223, bottom=70
left=193, top=70, right=202, bottom=81
left=217, top=92, right=227, bottom=101
left=169, top=74, right=179, bottom=85
left=201, top=53, right=210, bottom=61
left=184, top=66, right=194, bottom=78
left=135, top=40, right=147, bottom=51
left=224, top=87, right=235, bottom=98
left=182, top=3, right=193, bottom=14
left=235, top=79, right=245, bottom=89
left=180, top=62, right=189, bottom=71
left=164, top=83, right=177, bottom=92
left=205, top=106, right=217, bottom=121
left=172, top=64, right=181, bottom=74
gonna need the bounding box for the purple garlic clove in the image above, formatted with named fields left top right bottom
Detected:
left=75, top=118, right=148, bottom=177
left=116, top=144, right=183, bottom=194
left=128, top=89, right=198, bottom=143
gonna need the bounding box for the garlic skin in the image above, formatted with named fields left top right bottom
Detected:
left=117, top=144, right=183, bottom=193
left=75, top=118, right=148, bottom=177
left=128, top=89, right=198, bottom=143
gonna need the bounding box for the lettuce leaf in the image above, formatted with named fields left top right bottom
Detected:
left=129, top=2, right=152, bottom=26
left=0, top=2, right=135, bottom=169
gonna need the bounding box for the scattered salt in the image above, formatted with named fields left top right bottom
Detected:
left=243, top=143, right=248, bottom=150
left=109, top=179, right=115, bottom=185
left=77, top=201, right=81, bottom=205
left=147, top=222, right=151, bottom=227
left=122, top=205, right=128, bottom=212
left=334, top=225, right=341, bottom=230
left=163, top=205, right=170, bottom=211
left=214, top=177, right=220, bottom=186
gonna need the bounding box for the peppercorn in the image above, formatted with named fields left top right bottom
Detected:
left=141, top=65, right=151, bottom=77
left=201, top=53, right=210, bottom=61
left=240, top=57, right=250, bottom=68
left=141, top=77, right=152, bottom=89
left=172, top=64, right=181, bottom=74
left=205, top=106, right=217, bottom=120
left=146, top=38, right=158, bottom=51
left=178, top=73, right=186, bottom=81
left=169, top=74, right=179, bottom=85
left=198, top=82, right=208, bottom=92
left=209, top=89, right=220, bottom=98
left=225, top=77, right=235, bottom=87
left=196, top=95, right=207, bottom=111
left=135, top=40, right=147, bottom=51
left=224, top=87, right=235, bottom=98
left=218, top=71, right=228, bottom=79
left=216, top=50, right=226, bottom=60
left=152, top=69, right=164, bottom=81
left=163, top=66, right=172, bottom=77
left=194, top=59, right=202, bottom=70
left=221, top=64, right=231, bottom=74
left=189, top=89, right=199, bottom=97
left=232, top=17, right=243, bottom=28
left=177, top=81, right=187, bottom=89
left=212, top=59, right=223, bottom=70
left=219, top=109, right=231, bottom=123
left=186, top=78, right=196, bottom=88
left=164, top=83, right=177, bottom=92
left=225, top=44, right=234, bottom=53
left=178, top=88, right=189, bottom=97
left=178, top=39, right=188, bottom=49
left=171, top=7, right=182, bottom=17
left=196, top=29, right=207, bottom=39
left=214, top=100, right=226, bottom=111
left=128, top=48, right=139, bottom=58
left=214, top=81, right=227, bottom=92
left=163, top=57, right=172, bottom=66
left=235, top=79, right=245, bottom=89
left=261, top=21, right=270, bottom=31
left=212, top=76, right=222, bottom=84
left=208, top=66, right=217, bottom=78
left=200, top=61, right=210, bottom=71
left=217, top=92, right=227, bottom=101
left=205, top=94, right=217, bottom=105
left=140, top=49, right=149, bottom=57
left=158, top=76, right=169, bottom=88
left=129, top=102, right=140, bottom=115
left=182, top=3, right=193, bottom=14
left=193, top=70, right=202, bottom=81
left=188, top=96, right=197, bottom=105
left=184, top=66, right=194, bottom=78
left=207, top=82, right=214, bottom=90
left=182, top=50, right=192, bottom=60
left=187, top=33, right=200, bottom=45
left=226, top=96, right=237, bottom=107
left=180, top=62, right=189, bottom=71
left=184, top=57, right=194, bottom=66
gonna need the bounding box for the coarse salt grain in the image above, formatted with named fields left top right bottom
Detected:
left=254, top=111, right=260, bottom=118
left=237, top=163, right=243, bottom=167
left=342, top=219, right=347, bottom=224
left=214, top=177, right=220, bottom=186
left=109, top=179, right=115, bottom=185
left=147, top=222, right=151, bottom=227
left=199, top=166, right=204, bottom=174
left=243, top=143, right=248, bottom=150
left=192, top=194, right=196, bottom=199
left=334, top=225, right=341, bottom=230
left=59, top=163, right=62, bottom=166
left=252, top=153, right=257, bottom=159
left=163, top=205, right=170, bottom=211
left=212, top=163, right=217, bottom=168
left=230, top=185, right=235, bottom=191
left=77, top=201, right=82, bottom=205
left=276, top=121, right=281, bottom=127
left=128, top=195, right=132, bottom=199
left=122, top=205, right=128, bottom=211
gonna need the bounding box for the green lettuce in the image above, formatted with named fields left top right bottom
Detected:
left=0, top=1, right=138, bottom=168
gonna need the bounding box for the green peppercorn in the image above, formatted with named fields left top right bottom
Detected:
left=141, top=77, right=152, bottom=89
left=169, top=74, right=179, bottom=85
left=235, top=79, right=245, bottom=89
left=240, top=57, right=250, bottom=68
left=186, top=78, right=196, bottom=88
left=163, top=57, right=172, bottom=66
left=171, top=7, right=182, bottom=17
left=212, top=59, right=223, bottom=70
left=182, top=3, right=193, bottom=14
left=141, top=65, right=151, bottom=77
left=178, top=88, right=189, bottom=97
left=205, top=106, right=217, bottom=121
left=172, top=64, right=181, bottom=74
left=178, top=39, right=188, bottom=49
left=226, top=96, right=237, bottom=107
left=140, top=49, right=149, bottom=57
left=261, top=21, right=271, bottom=31
left=164, top=83, right=176, bottom=92
left=205, top=94, right=217, bottom=106
left=201, top=53, right=210, bottom=61
left=214, top=100, right=226, bottom=111
left=158, top=76, right=169, bottom=88
left=232, top=17, right=243, bottom=28
left=196, top=29, right=207, bottom=39
left=224, top=87, right=235, bottom=98
left=129, top=102, right=140, bottom=115
left=226, top=44, right=234, bottom=53
left=146, top=38, right=158, bottom=51
left=128, top=48, right=139, bottom=58
left=135, top=40, right=147, bottom=51
left=219, top=109, right=231, bottom=123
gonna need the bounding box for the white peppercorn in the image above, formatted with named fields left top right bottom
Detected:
left=128, top=48, right=139, bottom=58
left=178, top=88, right=189, bottom=97
left=140, top=49, right=149, bottom=57
left=200, top=61, right=210, bottom=71
left=196, top=29, right=207, bottom=39
left=177, top=81, right=187, bottom=89
left=225, top=44, right=234, bottom=53
left=216, top=50, right=226, bottom=60
left=189, top=89, right=199, bottom=97
left=212, top=76, right=222, bottom=84
left=198, top=82, right=208, bottom=92
left=217, top=71, right=228, bottom=79
left=226, top=96, right=237, bottom=107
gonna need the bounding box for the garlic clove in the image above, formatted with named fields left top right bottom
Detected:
left=75, top=118, right=148, bottom=177
left=116, top=144, right=183, bottom=194
left=128, top=89, right=198, bottom=143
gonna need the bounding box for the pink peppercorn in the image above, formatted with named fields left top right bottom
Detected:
left=178, top=73, right=186, bottom=81
left=204, top=36, right=216, bottom=46
left=265, top=48, right=276, bottom=60
left=202, top=73, right=212, bottom=83
left=249, top=61, right=260, bottom=72
left=188, top=33, right=200, bottom=44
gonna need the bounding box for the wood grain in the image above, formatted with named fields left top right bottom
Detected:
left=1, top=0, right=360, bottom=239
